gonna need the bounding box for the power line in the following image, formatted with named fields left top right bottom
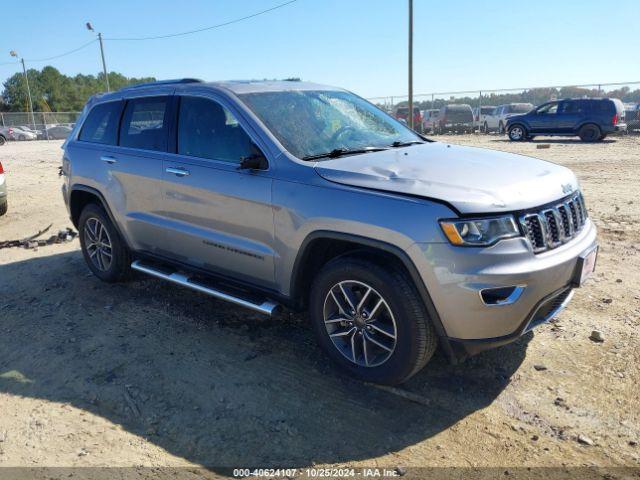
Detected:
left=104, top=0, right=299, bottom=41
left=24, top=39, right=98, bottom=63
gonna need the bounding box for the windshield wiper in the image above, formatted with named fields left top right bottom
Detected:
left=389, top=140, right=424, bottom=148
left=302, top=146, right=388, bottom=161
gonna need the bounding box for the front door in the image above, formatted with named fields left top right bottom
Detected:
left=160, top=94, right=276, bottom=288
left=528, top=102, right=559, bottom=134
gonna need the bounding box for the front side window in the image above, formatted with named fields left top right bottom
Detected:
left=537, top=102, right=559, bottom=115
left=177, top=96, right=254, bottom=164
left=79, top=101, right=121, bottom=145
left=119, top=97, right=168, bottom=151
left=239, top=90, right=422, bottom=160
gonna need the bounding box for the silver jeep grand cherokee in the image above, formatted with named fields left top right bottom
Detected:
left=61, top=79, right=598, bottom=385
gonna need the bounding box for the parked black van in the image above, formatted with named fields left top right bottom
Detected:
left=506, top=98, right=626, bottom=142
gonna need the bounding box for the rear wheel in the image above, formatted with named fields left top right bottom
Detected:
left=0, top=200, right=7, bottom=217
left=579, top=124, right=601, bottom=142
left=79, top=203, right=131, bottom=282
left=483, top=122, right=489, bottom=134
left=0, top=135, right=6, bottom=146
left=309, top=256, right=438, bottom=385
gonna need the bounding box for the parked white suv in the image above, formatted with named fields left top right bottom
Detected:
left=484, top=103, right=533, bottom=134
left=473, top=106, right=496, bottom=131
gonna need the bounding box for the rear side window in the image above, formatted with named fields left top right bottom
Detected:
left=79, top=101, right=122, bottom=145
left=119, top=97, right=168, bottom=151
left=560, top=100, right=589, bottom=114
left=593, top=100, right=615, bottom=114
left=177, top=96, right=254, bottom=164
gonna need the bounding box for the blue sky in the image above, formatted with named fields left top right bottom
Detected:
left=1, top=0, right=639, bottom=99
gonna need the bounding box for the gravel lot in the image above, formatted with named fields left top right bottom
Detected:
left=0, top=135, right=638, bottom=474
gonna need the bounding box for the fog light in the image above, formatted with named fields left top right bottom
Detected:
left=480, top=286, right=525, bottom=306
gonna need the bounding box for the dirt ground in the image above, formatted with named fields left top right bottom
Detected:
left=0, top=135, right=638, bottom=476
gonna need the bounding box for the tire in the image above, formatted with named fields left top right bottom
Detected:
left=309, top=256, right=438, bottom=385
left=498, top=122, right=505, bottom=134
left=578, top=124, right=601, bottom=142
left=0, top=200, right=7, bottom=217
left=0, top=135, right=6, bottom=146
left=78, top=203, right=131, bottom=282
left=18, top=134, right=25, bottom=141
left=483, top=122, right=489, bottom=134
left=508, top=124, right=526, bottom=141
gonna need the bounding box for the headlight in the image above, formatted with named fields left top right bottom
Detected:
left=439, top=215, right=520, bottom=246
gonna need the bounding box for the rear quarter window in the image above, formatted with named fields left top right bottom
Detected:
left=79, top=101, right=122, bottom=145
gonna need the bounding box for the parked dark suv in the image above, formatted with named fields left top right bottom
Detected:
left=434, top=104, right=474, bottom=134
left=506, top=98, right=626, bottom=142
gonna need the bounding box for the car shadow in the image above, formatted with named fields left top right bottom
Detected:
left=0, top=250, right=530, bottom=472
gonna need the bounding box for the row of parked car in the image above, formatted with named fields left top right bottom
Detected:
left=395, top=97, right=636, bottom=142
left=0, top=124, right=73, bottom=145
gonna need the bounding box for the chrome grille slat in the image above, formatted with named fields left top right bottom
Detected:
left=519, top=192, right=588, bottom=254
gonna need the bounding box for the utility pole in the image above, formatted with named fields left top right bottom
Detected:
left=87, top=23, right=110, bottom=92
left=9, top=51, right=36, bottom=129
left=408, top=0, right=414, bottom=130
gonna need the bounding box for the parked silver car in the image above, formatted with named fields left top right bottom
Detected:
left=0, top=160, right=7, bottom=216
left=61, top=80, right=598, bottom=384
left=0, top=128, right=8, bottom=145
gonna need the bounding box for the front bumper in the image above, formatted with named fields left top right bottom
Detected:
left=410, top=219, right=597, bottom=357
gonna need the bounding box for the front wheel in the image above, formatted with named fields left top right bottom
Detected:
left=508, top=124, right=526, bottom=141
left=0, top=135, right=6, bottom=146
left=79, top=203, right=131, bottom=282
left=309, top=256, right=438, bottom=385
left=0, top=200, right=7, bottom=217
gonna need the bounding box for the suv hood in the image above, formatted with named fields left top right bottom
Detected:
left=313, top=143, right=579, bottom=214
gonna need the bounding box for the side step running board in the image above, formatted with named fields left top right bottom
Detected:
left=131, top=260, right=280, bottom=316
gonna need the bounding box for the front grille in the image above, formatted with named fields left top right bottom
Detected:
left=519, top=192, right=588, bottom=253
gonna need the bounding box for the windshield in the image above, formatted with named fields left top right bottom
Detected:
left=238, top=90, right=422, bottom=159
left=508, top=104, right=533, bottom=113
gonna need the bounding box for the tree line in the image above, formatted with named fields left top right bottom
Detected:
left=391, top=86, right=640, bottom=111
left=1, top=66, right=155, bottom=112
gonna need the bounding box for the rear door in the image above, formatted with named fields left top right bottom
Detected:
left=110, top=93, right=172, bottom=252
left=159, top=93, right=276, bottom=288
left=558, top=100, right=587, bottom=133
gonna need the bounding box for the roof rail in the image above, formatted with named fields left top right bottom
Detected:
left=121, top=78, right=203, bottom=90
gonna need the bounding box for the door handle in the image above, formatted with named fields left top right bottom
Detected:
left=100, top=155, right=117, bottom=164
left=166, top=167, right=190, bottom=177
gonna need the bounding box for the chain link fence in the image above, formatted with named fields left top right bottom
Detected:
left=367, top=81, right=640, bottom=134
left=0, top=111, right=81, bottom=141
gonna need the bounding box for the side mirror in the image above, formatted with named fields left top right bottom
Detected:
left=239, top=144, right=268, bottom=170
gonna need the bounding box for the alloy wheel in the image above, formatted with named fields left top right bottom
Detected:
left=84, top=217, right=113, bottom=272
left=509, top=126, right=524, bottom=140
left=323, top=280, right=397, bottom=367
